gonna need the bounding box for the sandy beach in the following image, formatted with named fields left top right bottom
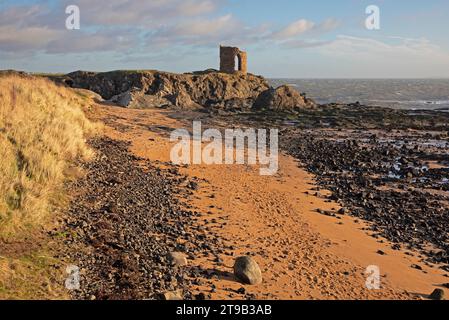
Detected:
left=68, top=101, right=447, bottom=300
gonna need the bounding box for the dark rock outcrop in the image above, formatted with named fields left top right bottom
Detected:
left=253, top=85, right=315, bottom=111
left=63, top=70, right=315, bottom=112
left=64, top=70, right=270, bottom=109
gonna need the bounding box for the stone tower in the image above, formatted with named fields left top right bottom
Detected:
left=219, top=46, right=247, bottom=74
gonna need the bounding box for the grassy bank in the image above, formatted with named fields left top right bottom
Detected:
left=0, top=74, right=97, bottom=298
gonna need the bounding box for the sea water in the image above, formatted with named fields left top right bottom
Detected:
left=269, top=79, right=449, bottom=111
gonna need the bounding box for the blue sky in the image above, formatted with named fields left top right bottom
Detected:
left=1, top=0, right=449, bottom=78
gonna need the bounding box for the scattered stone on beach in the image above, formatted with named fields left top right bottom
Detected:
left=281, top=126, right=449, bottom=271
left=429, top=288, right=445, bottom=300
left=317, top=209, right=336, bottom=217
left=233, top=256, right=263, bottom=285
left=167, top=252, right=188, bottom=267
left=411, top=264, right=423, bottom=271
left=236, top=287, right=246, bottom=294
left=62, top=137, right=223, bottom=300
left=194, top=292, right=210, bottom=300
left=56, top=71, right=449, bottom=300
left=187, top=181, right=199, bottom=190
left=162, top=290, right=184, bottom=300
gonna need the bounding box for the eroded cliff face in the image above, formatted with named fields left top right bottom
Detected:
left=65, top=70, right=267, bottom=107
left=63, top=70, right=314, bottom=112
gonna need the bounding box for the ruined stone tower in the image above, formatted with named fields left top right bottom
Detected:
left=219, top=46, right=247, bottom=74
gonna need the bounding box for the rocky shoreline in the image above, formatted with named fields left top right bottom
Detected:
left=198, top=98, right=449, bottom=277
left=61, top=137, right=228, bottom=300
left=281, top=128, right=449, bottom=272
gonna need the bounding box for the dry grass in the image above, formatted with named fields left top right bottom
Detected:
left=0, top=74, right=98, bottom=299
left=0, top=74, right=97, bottom=237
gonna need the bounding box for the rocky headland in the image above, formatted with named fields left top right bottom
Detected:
left=61, top=70, right=316, bottom=112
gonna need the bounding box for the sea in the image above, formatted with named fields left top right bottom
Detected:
left=269, top=79, right=449, bottom=111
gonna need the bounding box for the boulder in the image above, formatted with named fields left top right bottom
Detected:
left=167, top=252, right=188, bottom=267
left=161, top=289, right=183, bottom=300
left=233, top=256, right=262, bottom=285
left=429, top=288, right=445, bottom=300
left=253, top=85, right=315, bottom=111
left=108, top=87, right=173, bottom=108
left=109, top=89, right=138, bottom=107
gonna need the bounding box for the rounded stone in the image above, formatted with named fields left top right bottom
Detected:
left=233, top=256, right=262, bottom=285
left=161, top=289, right=183, bottom=300
left=167, top=252, right=188, bottom=267
left=429, top=288, right=445, bottom=300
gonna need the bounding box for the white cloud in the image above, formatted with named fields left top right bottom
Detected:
left=60, top=0, right=222, bottom=26
left=155, top=14, right=239, bottom=38
left=0, top=4, right=44, bottom=27
left=2, top=0, right=447, bottom=77
left=147, top=14, right=255, bottom=48
left=317, top=35, right=449, bottom=77
left=315, top=18, right=340, bottom=33
left=0, top=26, right=63, bottom=52
left=0, top=1, right=339, bottom=55
left=0, top=0, right=222, bottom=54
left=281, top=39, right=333, bottom=49
left=323, top=35, right=448, bottom=59
left=46, top=30, right=138, bottom=54
left=270, top=18, right=340, bottom=40
left=271, top=19, right=315, bottom=39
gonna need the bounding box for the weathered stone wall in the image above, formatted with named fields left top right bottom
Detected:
left=220, top=46, right=247, bottom=74
left=238, top=51, right=247, bottom=74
